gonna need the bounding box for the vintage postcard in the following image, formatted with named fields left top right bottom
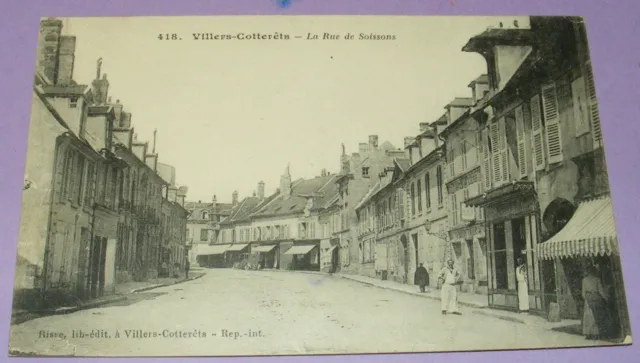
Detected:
left=8, top=15, right=633, bottom=357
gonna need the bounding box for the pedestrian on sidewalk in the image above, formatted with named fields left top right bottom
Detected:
left=438, top=259, right=462, bottom=315
left=185, top=259, right=190, bottom=279
left=414, top=263, right=430, bottom=293
left=516, top=257, right=530, bottom=314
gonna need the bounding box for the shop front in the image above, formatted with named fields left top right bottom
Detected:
left=449, top=223, right=487, bottom=294
left=536, top=196, right=630, bottom=340
left=467, top=181, right=545, bottom=314
left=196, top=244, right=230, bottom=268
left=225, top=243, right=250, bottom=267
left=251, top=242, right=280, bottom=269
left=283, top=241, right=321, bottom=271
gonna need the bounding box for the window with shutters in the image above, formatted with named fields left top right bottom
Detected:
left=572, top=76, right=590, bottom=137
left=541, top=83, right=563, bottom=164
left=84, top=162, right=95, bottom=206
left=461, top=140, right=468, bottom=171
left=530, top=94, right=546, bottom=171
left=410, top=182, right=416, bottom=216
left=417, top=179, right=422, bottom=213
left=481, top=127, right=492, bottom=191
left=436, top=166, right=444, bottom=205
left=450, top=193, right=458, bottom=227
left=515, top=105, right=529, bottom=179
left=585, top=62, right=602, bottom=148
left=425, top=173, right=431, bottom=210
left=448, top=145, right=455, bottom=178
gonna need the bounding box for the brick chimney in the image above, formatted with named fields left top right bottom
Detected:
left=257, top=181, right=265, bottom=200
left=92, top=74, right=110, bottom=105
left=37, top=19, right=63, bottom=83
left=232, top=191, right=239, bottom=206
left=56, top=35, right=76, bottom=85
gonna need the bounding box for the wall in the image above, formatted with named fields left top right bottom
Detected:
left=493, top=45, right=533, bottom=91
left=48, top=96, right=84, bottom=136
left=85, top=114, right=107, bottom=150
left=14, top=93, right=66, bottom=294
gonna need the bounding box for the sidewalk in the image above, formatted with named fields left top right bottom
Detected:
left=11, top=269, right=207, bottom=325
left=115, top=268, right=207, bottom=294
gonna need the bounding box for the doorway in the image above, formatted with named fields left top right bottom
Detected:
left=89, top=236, right=107, bottom=299
left=512, top=217, right=527, bottom=265
left=493, top=223, right=508, bottom=290
left=76, top=228, right=90, bottom=300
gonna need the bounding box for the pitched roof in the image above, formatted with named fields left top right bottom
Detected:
left=355, top=173, right=393, bottom=211
left=185, top=201, right=233, bottom=222
left=446, top=97, right=474, bottom=108
left=250, top=174, right=338, bottom=218
left=395, top=158, right=411, bottom=172
left=468, top=74, right=489, bottom=87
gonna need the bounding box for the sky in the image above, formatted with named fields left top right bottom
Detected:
left=59, top=16, right=528, bottom=204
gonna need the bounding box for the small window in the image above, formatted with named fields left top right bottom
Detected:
left=202, top=211, right=209, bottom=220
left=362, top=167, right=370, bottom=178
left=69, top=97, right=78, bottom=108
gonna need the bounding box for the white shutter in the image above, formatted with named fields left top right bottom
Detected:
left=586, top=62, right=602, bottom=148
left=542, top=83, right=563, bottom=164
left=515, top=105, right=527, bottom=178
left=498, top=117, right=509, bottom=183
left=490, top=122, right=502, bottom=185
left=530, top=94, right=546, bottom=171
left=481, top=127, right=492, bottom=191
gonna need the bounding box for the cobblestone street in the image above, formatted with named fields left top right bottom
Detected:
left=9, top=269, right=608, bottom=357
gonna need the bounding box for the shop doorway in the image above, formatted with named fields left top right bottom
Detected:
left=493, top=223, right=508, bottom=290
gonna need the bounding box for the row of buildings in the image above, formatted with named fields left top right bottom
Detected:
left=196, top=16, right=629, bottom=337
left=13, top=18, right=190, bottom=310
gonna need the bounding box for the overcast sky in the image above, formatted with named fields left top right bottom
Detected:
left=59, top=16, right=528, bottom=204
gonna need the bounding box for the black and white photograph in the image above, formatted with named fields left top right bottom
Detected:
left=8, top=15, right=633, bottom=357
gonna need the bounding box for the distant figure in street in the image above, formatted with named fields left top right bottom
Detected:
left=582, top=265, right=615, bottom=340
left=185, top=259, right=190, bottom=279
left=414, top=263, right=430, bottom=293
left=172, top=263, right=180, bottom=278
left=161, top=261, right=168, bottom=278
left=516, top=257, right=530, bottom=313
left=438, top=259, right=462, bottom=315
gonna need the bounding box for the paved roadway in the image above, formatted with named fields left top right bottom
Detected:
left=8, top=268, right=608, bottom=357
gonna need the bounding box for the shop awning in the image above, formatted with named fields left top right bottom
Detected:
left=197, top=244, right=231, bottom=256
left=536, top=197, right=619, bottom=260
left=252, top=244, right=277, bottom=253
left=284, top=244, right=317, bottom=255
left=226, top=243, right=249, bottom=252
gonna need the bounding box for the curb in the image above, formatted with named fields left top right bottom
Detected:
left=472, top=310, right=528, bottom=325
left=130, top=272, right=206, bottom=294
left=337, top=275, right=487, bottom=309
left=51, top=295, right=129, bottom=315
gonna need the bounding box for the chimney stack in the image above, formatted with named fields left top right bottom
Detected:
left=37, top=19, right=63, bottom=84
left=359, top=143, right=368, bottom=155
left=419, top=123, right=431, bottom=133
left=232, top=191, right=239, bottom=206
left=280, top=164, right=292, bottom=199
left=257, top=181, right=265, bottom=200
left=404, top=137, right=416, bottom=148
left=368, top=135, right=379, bottom=149
left=212, top=194, right=218, bottom=217
left=56, top=35, right=76, bottom=85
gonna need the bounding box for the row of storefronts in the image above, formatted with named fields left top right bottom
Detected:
left=195, top=238, right=340, bottom=273
left=349, top=16, right=630, bottom=340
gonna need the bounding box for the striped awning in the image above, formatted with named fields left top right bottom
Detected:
left=226, top=243, right=249, bottom=252
left=536, top=197, right=619, bottom=260
left=252, top=244, right=277, bottom=253
left=284, top=244, right=317, bottom=255
left=197, top=244, right=231, bottom=256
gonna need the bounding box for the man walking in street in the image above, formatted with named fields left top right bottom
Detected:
left=414, top=263, right=430, bottom=293
left=438, top=259, right=462, bottom=315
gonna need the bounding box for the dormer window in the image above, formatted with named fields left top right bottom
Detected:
left=362, top=167, right=370, bottom=178
left=202, top=211, right=209, bottom=220
left=69, top=97, right=78, bottom=108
